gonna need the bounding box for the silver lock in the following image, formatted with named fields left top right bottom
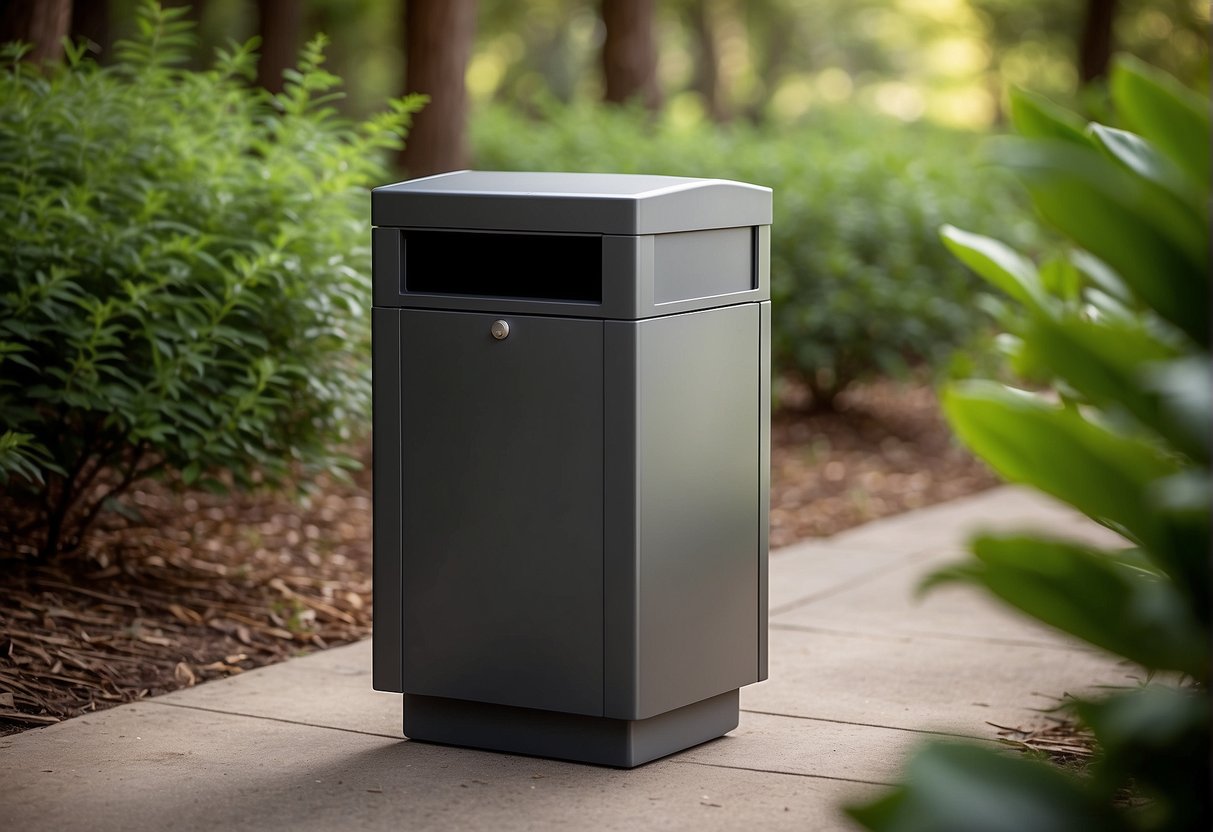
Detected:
left=490, top=320, right=510, bottom=341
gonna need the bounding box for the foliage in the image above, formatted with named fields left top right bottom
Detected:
left=847, top=57, right=1210, bottom=832
left=473, top=101, right=1036, bottom=408
left=0, top=1, right=423, bottom=555
left=96, top=1, right=1211, bottom=133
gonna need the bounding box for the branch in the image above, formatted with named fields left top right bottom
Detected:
left=67, top=445, right=160, bottom=549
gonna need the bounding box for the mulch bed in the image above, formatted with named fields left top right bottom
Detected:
left=1, top=380, right=996, bottom=735
left=770, top=379, right=996, bottom=547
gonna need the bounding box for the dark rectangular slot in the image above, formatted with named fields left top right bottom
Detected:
left=750, top=226, right=760, bottom=290
left=404, top=230, right=602, bottom=303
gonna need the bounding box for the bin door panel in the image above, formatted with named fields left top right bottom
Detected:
left=399, top=309, right=604, bottom=716
left=634, top=304, right=760, bottom=718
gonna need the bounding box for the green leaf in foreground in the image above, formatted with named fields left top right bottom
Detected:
left=1111, top=55, right=1211, bottom=184
left=1075, top=685, right=1211, bottom=828
left=926, top=534, right=1208, bottom=681
left=989, top=137, right=1209, bottom=345
left=940, top=225, right=1050, bottom=312
left=845, top=743, right=1124, bottom=832
left=1088, top=124, right=1205, bottom=214
left=1009, top=87, right=1094, bottom=147
left=941, top=380, right=1178, bottom=555
left=1020, top=315, right=1199, bottom=462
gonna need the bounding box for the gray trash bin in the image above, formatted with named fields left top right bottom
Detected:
left=370, top=171, right=772, bottom=767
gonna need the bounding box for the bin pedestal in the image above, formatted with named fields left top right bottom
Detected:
left=404, top=690, right=739, bottom=768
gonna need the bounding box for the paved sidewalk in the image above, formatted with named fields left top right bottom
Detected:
left=1, top=487, right=1130, bottom=831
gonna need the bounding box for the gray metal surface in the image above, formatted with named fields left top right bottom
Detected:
left=758, top=300, right=771, bottom=680
left=371, top=227, right=402, bottom=309
left=602, top=321, right=640, bottom=718
left=372, top=171, right=772, bottom=235
left=603, top=305, right=761, bottom=721
left=653, top=227, right=754, bottom=305
left=371, top=308, right=402, bottom=692
left=633, top=304, right=760, bottom=718
left=398, top=309, right=605, bottom=716
left=403, top=690, right=739, bottom=768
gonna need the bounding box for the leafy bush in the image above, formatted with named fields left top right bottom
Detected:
left=472, top=102, right=1036, bottom=407
left=848, top=57, right=1210, bottom=832
left=0, top=2, right=423, bottom=555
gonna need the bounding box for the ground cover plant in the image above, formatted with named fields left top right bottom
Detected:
left=0, top=1, right=423, bottom=557
left=473, top=102, right=1037, bottom=409
left=847, top=56, right=1210, bottom=832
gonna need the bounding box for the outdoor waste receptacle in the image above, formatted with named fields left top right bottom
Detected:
left=370, top=171, right=772, bottom=767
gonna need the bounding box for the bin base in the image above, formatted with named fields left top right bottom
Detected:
left=402, top=689, right=739, bottom=768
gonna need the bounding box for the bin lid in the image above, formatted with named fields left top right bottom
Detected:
left=372, top=171, right=772, bottom=235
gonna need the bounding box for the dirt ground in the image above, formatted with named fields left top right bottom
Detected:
left=1, top=380, right=996, bottom=734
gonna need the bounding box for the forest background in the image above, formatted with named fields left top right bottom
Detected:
left=3, top=0, right=1209, bottom=180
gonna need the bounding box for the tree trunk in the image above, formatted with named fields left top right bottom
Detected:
left=0, top=0, right=72, bottom=63
left=71, top=0, right=109, bottom=59
left=689, top=0, right=728, bottom=122
left=400, top=0, right=478, bottom=178
left=740, top=2, right=791, bottom=123
left=1078, top=0, right=1116, bottom=84
left=601, top=0, right=661, bottom=110
left=303, top=0, right=355, bottom=113
left=254, top=0, right=303, bottom=95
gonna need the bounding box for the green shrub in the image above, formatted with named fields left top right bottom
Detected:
left=848, top=57, right=1210, bottom=832
left=472, top=102, right=1036, bottom=407
left=0, top=2, right=423, bottom=555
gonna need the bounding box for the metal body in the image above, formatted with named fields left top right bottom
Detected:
left=371, top=171, right=771, bottom=767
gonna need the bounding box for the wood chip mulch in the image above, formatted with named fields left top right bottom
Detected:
left=770, top=379, right=997, bottom=547
left=1, top=380, right=995, bottom=735
left=1, top=456, right=374, bottom=736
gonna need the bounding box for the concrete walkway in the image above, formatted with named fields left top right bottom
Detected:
left=1, top=487, right=1131, bottom=831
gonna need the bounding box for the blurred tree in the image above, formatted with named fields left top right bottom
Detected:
left=254, top=0, right=302, bottom=93
left=601, top=0, right=660, bottom=108
left=737, top=0, right=794, bottom=122
left=0, top=0, right=71, bottom=62
left=162, top=0, right=213, bottom=70
left=401, top=0, right=477, bottom=177
left=1078, top=0, right=1116, bottom=82
left=28, top=0, right=1207, bottom=139
left=1115, top=0, right=1208, bottom=92
left=970, top=0, right=1084, bottom=116
left=71, top=0, right=111, bottom=58
left=687, top=0, right=729, bottom=121
left=476, top=0, right=597, bottom=106
left=163, top=0, right=207, bottom=18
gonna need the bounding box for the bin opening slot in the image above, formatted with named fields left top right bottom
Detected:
left=403, top=230, right=602, bottom=303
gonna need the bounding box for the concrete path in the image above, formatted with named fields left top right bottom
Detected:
left=0, top=487, right=1131, bottom=831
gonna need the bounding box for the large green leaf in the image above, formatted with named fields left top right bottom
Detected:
left=1111, top=56, right=1211, bottom=184
left=940, top=225, right=1050, bottom=312
left=1088, top=123, right=1206, bottom=214
left=1022, top=315, right=1201, bottom=461
left=988, top=137, right=1209, bottom=344
left=1075, top=685, right=1211, bottom=827
left=846, top=743, right=1124, bottom=832
left=1140, top=356, right=1213, bottom=461
left=942, top=380, right=1179, bottom=555
left=928, top=535, right=1208, bottom=679
left=1008, top=87, right=1093, bottom=147
left=1069, top=250, right=1131, bottom=304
